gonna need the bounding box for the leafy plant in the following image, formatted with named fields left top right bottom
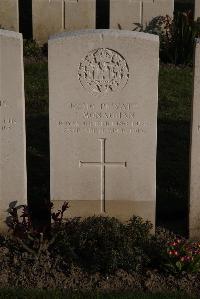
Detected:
left=138, top=11, right=200, bottom=65
left=164, top=238, right=200, bottom=274
left=144, top=228, right=200, bottom=274
left=145, top=227, right=178, bottom=270
left=160, top=11, right=200, bottom=65
left=6, top=201, right=69, bottom=260
left=53, top=215, right=152, bottom=274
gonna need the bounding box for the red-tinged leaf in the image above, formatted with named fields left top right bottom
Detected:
left=62, top=201, right=69, bottom=212
left=52, top=212, right=60, bottom=221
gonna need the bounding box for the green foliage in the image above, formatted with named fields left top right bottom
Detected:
left=3, top=204, right=200, bottom=293
left=148, top=228, right=200, bottom=274
left=6, top=201, right=69, bottom=261
left=147, top=227, right=179, bottom=269
left=9, top=200, right=200, bottom=277
left=24, top=39, right=42, bottom=59
left=25, top=62, right=48, bottom=114
left=158, top=65, right=192, bottom=122
left=53, top=216, right=152, bottom=274
left=164, top=239, right=200, bottom=274
left=160, top=11, right=199, bottom=65
left=142, top=11, right=200, bottom=65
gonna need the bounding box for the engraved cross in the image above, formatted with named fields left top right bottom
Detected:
left=79, top=138, right=127, bottom=213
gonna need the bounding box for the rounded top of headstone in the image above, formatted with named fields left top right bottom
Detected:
left=0, top=29, right=22, bottom=40
left=49, top=29, right=159, bottom=44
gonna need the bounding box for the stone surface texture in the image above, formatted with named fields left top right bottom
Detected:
left=110, top=0, right=174, bottom=30
left=110, top=0, right=142, bottom=30
left=143, top=0, right=174, bottom=27
left=190, top=39, right=200, bottom=239
left=195, top=0, right=200, bottom=20
left=32, top=0, right=64, bottom=44
left=49, top=30, right=159, bottom=225
left=0, top=0, right=19, bottom=31
left=32, top=0, right=95, bottom=43
left=65, top=0, right=96, bottom=31
left=0, top=30, right=27, bottom=231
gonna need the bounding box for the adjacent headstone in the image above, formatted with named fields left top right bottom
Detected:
left=0, top=0, right=19, bottom=31
left=195, top=0, right=200, bottom=21
left=0, top=30, right=27, bottom=231
left=32, top=0, right=64, bottom=44
left=49, top=30, right=159, bottom=225
left=190, top=39, right=200, bottom=239
left=143, top=0, right=174, bottom=28
left=110, top=0, right=174, bottom=30
left=32, top=0, right=96, bottom=43
left=64, top=0, right=96, bottom=31
left=110, top=0, right=142, bottom=30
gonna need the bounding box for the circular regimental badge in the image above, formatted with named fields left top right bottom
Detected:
left=78, top=48, right=129, bottom=96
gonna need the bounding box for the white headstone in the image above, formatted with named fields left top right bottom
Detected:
left=110, top=0, right=142, bottom=30
left=0, top=30, right=27, bottom=230
left=190, top=39, right=200, bottom=239
left=0, top=0, right=19, bottom=32
left=32, top=0, right=96, bottom=43
left=49, top=30, right=159, bottom=225
left=110, top=0, right=174, bottom=30
left=32, top=0, right=64, bottom=44
left=143, top=0, right=174, bottom=27
left=195, top=0, right=200, bottom=21
left=64, top=0, right=96, bottom=31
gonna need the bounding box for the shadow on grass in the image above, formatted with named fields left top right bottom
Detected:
left=26, top=113, right=50, bottom=227
left=156, top=120, right=190, bottom=236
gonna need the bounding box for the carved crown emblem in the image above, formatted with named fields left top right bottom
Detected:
left=78, top=48, right=129, bottom=96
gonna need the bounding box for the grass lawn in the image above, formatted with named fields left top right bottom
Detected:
left=24, top=61, right=193, bottom=236
left=157, top=65, right=192, bottom=235
left=0, top=290, right=196, bottom=299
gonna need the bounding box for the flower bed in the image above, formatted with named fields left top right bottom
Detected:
left=0, top=203, right=199, bottom=297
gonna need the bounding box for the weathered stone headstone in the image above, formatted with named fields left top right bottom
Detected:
left=0, top=30, right=27, bottom=230
left=195, top=0, right=200, bottom=21
left=32, top=0, right=96, bottom=43
left=0, top=0, right=19, bottom=32
left=49, top=30, right=159, bottom=225
left=110, top=0, right=142, bottom=30
left=65, top=0, right=96, bottom=31
left=143, top=0, right=174, bottom=27
left=32, top=0, right=64, bottom=44
left=110, top=0, right=174, bottom=30
left=190, top=39, right=200, bottom=239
